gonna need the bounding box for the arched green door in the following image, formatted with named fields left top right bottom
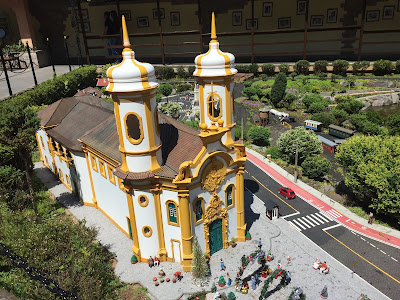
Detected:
left=209, top=218, right=223, bottom=255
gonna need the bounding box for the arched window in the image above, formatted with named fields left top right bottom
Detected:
left=225, top=184, right=235, bottom=208
left=125, top=113, right=144, bottom=144
left=207, top=92, right=222, bottom=121
left=166, top=201, right=179, bottom=226
left=193, top=198, right=204, bottom=223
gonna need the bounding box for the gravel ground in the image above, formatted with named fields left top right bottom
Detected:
left=34, top=163, right=388, bottom=300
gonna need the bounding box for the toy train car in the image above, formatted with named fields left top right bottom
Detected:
left=317, top=135, right=338, bottom=153
left=304, top=120, right=322, bottom=132
left=328, top=124, right=354, bottom=139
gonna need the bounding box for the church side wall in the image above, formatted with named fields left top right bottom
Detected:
left=132, top=190, right=160, bottom=259
left=160, top=189, right=182, bottom=261
left=36, top=129, right=53, bottom=171
left=71, top=152, right=93, bottom=204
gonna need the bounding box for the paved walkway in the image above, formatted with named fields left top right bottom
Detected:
left=0, top=290, right=19, bottom=300
left=0, top=65, right=79, bottom=100
left=246, top=148, right=400, bottom=249
left=33, top=162, right=387, bottom=300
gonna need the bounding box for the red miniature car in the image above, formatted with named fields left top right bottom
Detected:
left=278, top=187, right=296, bottom=199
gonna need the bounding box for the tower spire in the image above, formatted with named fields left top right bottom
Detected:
left=211, top=12, right=217, bottom=41
left=122, top=15, right=131, bottom=49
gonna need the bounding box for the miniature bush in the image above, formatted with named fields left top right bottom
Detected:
left=270, top=72, right=287, bottom=106
left=290, top=72, right=298, bottom=79
left=249, top=63, right=259, bottom=74
left=158, top=83, right=173, bottom=101
left=279, top=63, right=290, bottom=74
left=307, top=102, right=325, bottom=113
left=364, top=110, right=384, bottom=126
left=334, top=94, right=354, bottom=103
left=160, top=102, right=181, bottom=119
left=352, top=61, right=370, bottom=74
left=302, top=94, right=327, bottom=109
left=314, top=60, right=328, bottom=74
left=248, top=126, right=271, bottom=147
left=265, top=146, right=281, bottom=159
left=262, top=63, right=276, bottom=76
left=387, top=113, right=400, bottom=136
left=396, top=60, right=400, bottom=73
left=176, top=83, right=192, bottom=93
left=337, top=99, right=365, bottom=114
left=236, top=64, right=250, bottom=73
left=188, top=66, right=196, bottom=77
left=159, top=66, right=175, bottom=79
left=373, top=59, right=393, bottom=76
left=311, top=112, right=336, bottom=128
left=332, top=59, right=349, bottom=76
left=331, top=109, right=349, bottom=125
left=227, top=292, right=236, bottom=300
left=176, top=66, right=187, bottom=79
left=294, top=60, right=310, bottom=75
left=277, top=93, right=297, bottom=108
left=350, top=114, right=381, bottom=135
left=243, top=80, right=253, bottom=87
left=301, top=155, right=331, bottom=179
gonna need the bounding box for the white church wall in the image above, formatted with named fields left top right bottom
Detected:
left=54, top=147, right=72, bottom=190
left=36, top=129, right=54, bottom=172
left=72, top=152, right=94, bottom=204
left=160, top=189, right=182, bottom=261
left=132, top=190, right=160, bottom=259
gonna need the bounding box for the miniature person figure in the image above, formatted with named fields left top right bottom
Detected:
left=320, top=261, right=328, bottom=274
left=277, top=260, right=282, bottom=270
left=251, top=276, right=256, bottom=290
left=148, top=256, right=154, bottom=268
left=320, top=285, right=328, bottom=298
left=258, top=238, right=262, bottom=249
left=220, top=258, right=226, bottom=271
left=227, top=273, right=231, bottom=286
left=254, top=273, right=260, bottom=285
left=159, top=268, right=165, bottom=277
left=241, top=254, right=246, bottom=267
left=242, top=281, right=249, bottom=294
left=313, top=259, right=321, bottom=270
left=286, top=271, right=291, bottom=284
left=154, top=257, right=160, bottom=267
left=368, top=212, right=374, bottom=224
left=287, top=256, right=291, bottom=265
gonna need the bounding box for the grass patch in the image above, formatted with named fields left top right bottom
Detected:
left=31, top=150, right=41, bottom=163
left=346, top=206, right=392, bottom=228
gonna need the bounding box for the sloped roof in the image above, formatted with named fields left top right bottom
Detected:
left=37, top=95, right=203, bottom=180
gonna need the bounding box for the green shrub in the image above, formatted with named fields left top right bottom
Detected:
left=317, top=72, right=327, bottom=79
left=265, top=146, right=281, bottom=159
left=248, top=126, right=271, bottom=147
left=188, top=66, right=196, bottom=76
left=156, top=93, right=162, bottom=103
left=314, top=60, right=328, bottom=74
left=236, top=64, right=250, bottom=73
left=331, top=109, right=349, bottom=125
left=249, top=63, right=259, bottom=74
left=350, top=114, right=381, bottom=135
left=387, top=113, right=400, bottom=136
left=176, top=83, right=192, bottom=93
left=279, top=63, right=290, bottom=74
left=334, top=94, right=354, bottom=103
left=332, top=59, right=349, bottom=76
left=101, top=63, right=117, bottom=77
left=373, top=59, right=393, bottom=76
left=301, top=155, right=331, bottom=179
left=183, top=120, right=200, bottom=130
left=352, top=61, right=370, bottom=74
left=270, top=72, right=287, bottom=106
left=159, top=66, right=175, bottom=79
left=262, top=63, right=275, bottom=76
left=302, top=94, right=326, bottom=109
left=290, top=72, right=297, bottom=79
left=337, top=99, right=365, bottom=114
left=364, top=110, right=384, bottom=126
left=243, top=80, right=253, bottom=87
left=308, top=102, right=325, bottom=113
left=396, top=60, right=400, bottom=73
left=177, top=66, right=187, bottom=78
left=158, top=83, right=173, bottom=101
left=294, top=60, right=310, bottom=75
left=227, top=291, right=236, bottom=300
left=277, top=93, right=297, bottom=108
left=311, top=112, right=336, bottom=127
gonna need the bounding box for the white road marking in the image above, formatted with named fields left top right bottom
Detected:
left=317, top=213, right=332, bottom=223
left=326, top=209, right=342, bottom=219
left=360, top=237, right=366, bottom=241
left=380, top=250, right=387, bottom=255
left=322, top=223, right=342, bottom=231
left=391, top=257, right=398, bottom=262
left=296, top=218, right=311, bottom=229
left=304, top=215, right=320, bottom=226
left=281, top=212, right=301, bottom=219
left=292, top=219, right=306, bottom=230
left=300, top=217, right=315, bottom=227
left=370, top=243, right=376, bottom=248
left=308, top=214, right=324, bottom=225
left=288, top=221, right=302, bottom=232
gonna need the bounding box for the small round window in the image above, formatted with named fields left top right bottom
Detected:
left=125, top=113, right=143, bottom=144
left=138, top=195, right=149, bottom=207
left=142, top=226, right=152, bottom=237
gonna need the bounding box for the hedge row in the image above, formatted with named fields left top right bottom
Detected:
left=1, top=65, right=98, bottom=109
left=154, top=66, right=196, bottom=80
left=235, top=59, right=400, bottom=76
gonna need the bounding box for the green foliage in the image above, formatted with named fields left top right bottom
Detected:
left=396, top=60, right=400, bottom=73
left=130, top=255, right=138, bottom=263
left=332, top=59, right=349, bottom=76
left=270, top=72, right=287, bottom=106
left=294, top=60, right=310, bottom=75
left=236, top=64, right=250, bottom=73
left=387, top=113, right=400, bottom=136
left=158, top=83, right=173, bottom=98
left=276, top=127, right=322, bottom=164
left=188, top=66, right=196, bottom=77
left=248, top=126, right=271, bottom=147
left=156, top=66, right=175, bottom=79
left=176, top=83, right=192, bottom=93
left=211, top=283, right=217, bottom=293
left=160, top=102, right=181, bottom=119
left=102, top=63, right=117, bottom=77
left=277, top=93, right=297, bottom=108
left=262, top=63, right=275, bottom=76
left=364, top=111, right=384, bottom=126
left=311, top=112, right=336, bottom=128
left=314, top=60, right=328, bottom=74
left=331, top=109, right=349, bottom=125
left=334, top=94, right=354, bottom=103
left=373, top=59, right=393, bottom=76
left=156, top=93, right=162, bottom=103
left=290, top=72, right=297, bottom=79
left=301, top=155, right=331, bottom=179
left=265, top=146, right=281, bottom=159
left=176, top=66, right=187, bottom=79
left=191, top=238, right=208, bottom=279
left=218, top=276, right=226, bottom=285
left=302, top=94, right=329, bottom=109
left=183, top=120, right=200, bottom=130
left=249, top=63, right=259, bottom=74
left=353, top=61, right=370, bottom=74
left=337, top=99, right=365, bottom=114
left=227, top=291, right=236, bottom=300
left=349, top=114, right=381, bottom=135
left=335, top=135, right=400, bottom=217
left=279, top=63, right=290, bottom=74
left=307, top=102, right=325, bottom=114
left=243, top=80, right=253, bottom=87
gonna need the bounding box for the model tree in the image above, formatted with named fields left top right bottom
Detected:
left=218, top=275, right=226, bottom=287
left=158, top=83, right=173, bottom=103
left=191, top=237, right=208, bottom=279
left=270, top=72, right=287, bottom=107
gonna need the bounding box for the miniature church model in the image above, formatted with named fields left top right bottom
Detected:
left=36, top=13, right=246, bottom=271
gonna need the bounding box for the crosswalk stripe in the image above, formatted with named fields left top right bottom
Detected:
left=326, top=209, right=342, bottom=219
left=288, top=221, right=302, bottom=232
left=292, top=219, right=306, bottom=230
left=300, top=217, right=314, bottom=227
left=314, top=213, right=330, bottom=224
left=319, top=212, right=333, bottom=222
left=309, top=214, right=324, bottom=225
left=315, top=213, right=330, bottom=223
left=296, top=218, right=311, bottom=228
left=305, top=215, right=320, bottom=226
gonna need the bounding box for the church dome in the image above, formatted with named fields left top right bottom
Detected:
left=193, top=13, right=237, bottom=77
left=106, top=16, right=158, bottom=93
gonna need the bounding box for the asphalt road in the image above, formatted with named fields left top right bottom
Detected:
left=244, top=160, right=400, bottom=300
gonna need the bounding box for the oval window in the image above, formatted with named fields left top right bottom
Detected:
left=207, top=93, right=222, bottom=121
left=125, top=113, right=143, bottom=144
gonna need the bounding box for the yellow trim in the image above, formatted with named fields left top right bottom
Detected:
left=121, top=15, right=131, bottom=47
left=216, top=49, right=233, bottom=76
left=118, top=178, right=125, bottom=191
left=58, top=168, right=63, bottom=181
left=166, top=200, right=180, bottom=227
left=193, top=197, right=205, bottom=225
left=90, top=153, right=98, bottom=172
left=96, top=204, right=130, bottom=238
left=178, top=190, right=192, bottom=271
left=144, top=98, right=161, bottom=173
left=119, top=144, right=162, bottom=156
left=40, top=135, right=45, bottom=149
left=107, top=165, right=116, bottom=185
left=126, top=192, right=141, bottom=257
left=44, top=156, right=49, bottom=167
left=36, top=133, right=44, bottom=164
left=152, top=186, right=167, bottom=260
left=112, top=99, right=129, bottom=173
left=236, top=167, right=246, bottom=242
left=65, top=174, right=71, bottom=187
left=99, top=159, right=106, bottom=178
left=206, top=88, right=222, bottom=122
left=124, top=112, right=144, bottom=145
left=142, top=225, right=153, bottom=237
left=225, top=183, right=235, bottom=209
left=79, top=140, right=120, bottom=167
left=171, top=239, right=182, bottom=262
left=138, top=194, right=149, bottom=207
left=84, top=149, right=97, bottom=204
left=199, top=79, right=205, bottom=123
